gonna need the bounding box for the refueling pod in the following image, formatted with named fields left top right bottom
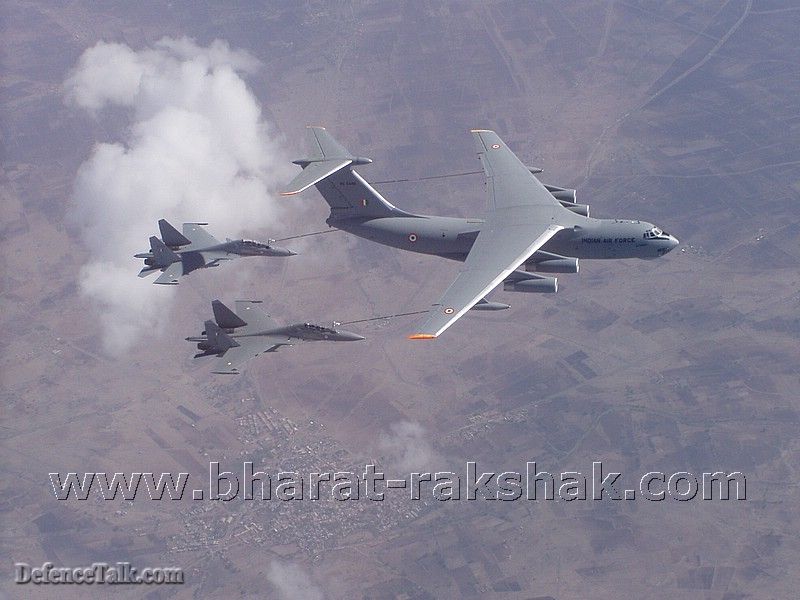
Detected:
left=471, top=299, right=511, bottom=311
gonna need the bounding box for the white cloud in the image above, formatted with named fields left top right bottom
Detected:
left=378, top=420, right=446, bottom=474
left=64, top=37, right=292, bottom=354
left=266, top=561, right=325, bottom=600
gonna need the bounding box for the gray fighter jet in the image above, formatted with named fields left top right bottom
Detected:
left=135, top=220, right=296, bottom=284
left=282, top=127, right=679, bottom=338
left=187, top=300, right=365, bottom=374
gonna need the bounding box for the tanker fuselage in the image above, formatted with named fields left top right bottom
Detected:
left=330, top=210, right=678, bottom=262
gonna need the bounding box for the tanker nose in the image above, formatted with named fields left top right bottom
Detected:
left=667, top=234, right=679, bottom=252
left=657, top=235, right=679, bottom=255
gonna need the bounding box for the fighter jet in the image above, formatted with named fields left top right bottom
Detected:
left=135, top=220, right=296, bottom=284
left=187, top=300, right=365, bottom=374
left=282, top=127, right=679, bottom=339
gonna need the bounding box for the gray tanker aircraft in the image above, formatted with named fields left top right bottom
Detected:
left=136, top=219, right=295, bottom=284
left=282, top=127, right=678, bottom=338
left=188, top=300, right=365, bottom=374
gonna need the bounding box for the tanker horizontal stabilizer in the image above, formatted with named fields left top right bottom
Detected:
left=281, top=126, right=373, bottom=195
left=281, top=158, right=353, bottom=195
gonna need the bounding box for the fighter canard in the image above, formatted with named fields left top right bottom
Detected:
left=187, top=300, right=365, bottom=374
left=135, top=219, right=296, bottom=284
left=282, top=126, right=679, bottom=338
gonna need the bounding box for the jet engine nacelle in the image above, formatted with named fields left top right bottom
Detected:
left=544, top=185, right=576, bottom=204
left=525, top=252, right=579, bottom=274
left=563, top=203, right=589, bottom=217
left=504, top=276, right=558, bottom=293
left=542, top=184, right=589, bottom=216
left=526, top=259, right=578, bottom=274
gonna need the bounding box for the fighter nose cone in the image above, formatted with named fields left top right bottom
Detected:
left=272, top=246, right=297, bottom=257
left=336, top=331, right=366, bottom=341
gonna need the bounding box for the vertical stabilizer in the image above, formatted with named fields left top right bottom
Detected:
left=158, top=219, right=192, bottom=247
left=150, top=236, right=181, bottom=267
left=204, top=320, right=240, bottom=353
left=212, top=300, right=248, bottom=329
left=281, top=126, right=412, bottom=220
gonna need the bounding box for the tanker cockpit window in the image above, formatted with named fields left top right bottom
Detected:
left=644, top=227, right=664, bottom=239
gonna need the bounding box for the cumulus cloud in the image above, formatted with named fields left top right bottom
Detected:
left=64, top=37, right=291, bottom=354
left=266, top=561, right=325, bottom=600
left=378, top=420, right=446, bottom=474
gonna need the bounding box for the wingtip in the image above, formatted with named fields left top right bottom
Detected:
left=306, top=124, right=326, bottom=129
left=408, top=334, right=437, bottom=340
left=470, top=128, right=492, bottom=133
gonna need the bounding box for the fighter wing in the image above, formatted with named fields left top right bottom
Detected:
left=471, top=129, right=562, bottom=210
left=153, top=261, right=183, bottom=285
left=234, top=301, right=278, bottom=334
left=212, top=337, right=292, bottom=374
left=410, top=222, right=563, bottom=338
left=182, top=223, right=221, bottom=249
